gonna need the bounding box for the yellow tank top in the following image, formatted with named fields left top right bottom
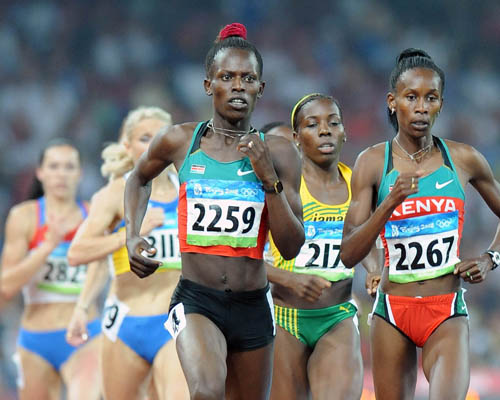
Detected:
left=270, top=162, right=354, bottom=282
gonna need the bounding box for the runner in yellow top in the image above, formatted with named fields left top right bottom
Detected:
left=268, top=94, right=381, bottom=400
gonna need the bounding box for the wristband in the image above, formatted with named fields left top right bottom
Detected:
left=486, top=250, right=500, bottom=270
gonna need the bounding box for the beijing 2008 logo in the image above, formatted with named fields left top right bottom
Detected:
left=436, top=218, right=453, bottom=229
left=240, top=188, right=258, bottom=197
left=391, top=225, right=399, bottom=237
left=307, top=225, right=316, bottom=238
left=194, top=183, right=203, bottom=196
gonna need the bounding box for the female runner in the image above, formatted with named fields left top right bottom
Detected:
left=0, top=139, right=100, bottom=400
left=67, top=106, right=188, bottom=399
left=124, top=23, right=304, bottom=400
left=340, top=48, right=500, bottom=400
left=267, top=93, right=380, bottom=400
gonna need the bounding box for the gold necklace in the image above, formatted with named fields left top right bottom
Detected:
left=394, top=136, right=433, bottom=162
left=207, top=119, right=257, bottom=139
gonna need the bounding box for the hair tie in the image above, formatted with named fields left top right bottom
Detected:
left=290, top=93, right=321, bottom=131
left=218, top=23, right=247, bottom=41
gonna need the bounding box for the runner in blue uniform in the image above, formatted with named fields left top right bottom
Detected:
left=1, top=139, right=100, bottom=400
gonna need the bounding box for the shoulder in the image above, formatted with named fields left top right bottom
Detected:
left=159, top=122, right=200, bottom=144
left=151, top=122, right=201, bottom=162
left=8, top=200, right=37, bottom=221
left=350, top=142, right=387, bottom=188
left=354, top=142, right=386, bottom=169
left=442, top=138, right=491, bottom=178
left=442, top=138, right=479, bottom=162
left=5, top=200, right=37, bottom=237
left=442, top=138, right=485, bottom=169
left=265, top=135, right=300, bottom=163
left=91, top=178, right=125, bottom=207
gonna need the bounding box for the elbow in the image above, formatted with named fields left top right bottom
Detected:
left=0, top=281, right=18, bottom=302
left=340, top=245, right=356, bottom=269
left=280, top=232, right=305, bottom=261
left=67, top=246, right=85, bottom=266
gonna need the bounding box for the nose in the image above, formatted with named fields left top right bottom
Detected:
left=232, top=76, right=244, bottom=92
left=318, top=120, right=330, bottom=136
left=415, top=97, right=428, bottom=114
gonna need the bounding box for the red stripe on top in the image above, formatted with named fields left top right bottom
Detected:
left=380, top=196, right=465, bottom=267
left=28, top=201, right=87, bottom=250
left=389, top=196, right=464, bottom=221
left=178, top=183, right=268, bottom=259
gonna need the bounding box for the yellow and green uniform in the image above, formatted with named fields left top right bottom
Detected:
left=271, top=162, right=357, bottom=348
left=270, top=162, right=354, bottom=281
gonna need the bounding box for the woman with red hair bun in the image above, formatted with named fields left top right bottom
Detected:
left=124, top=23, right=304, bottom=399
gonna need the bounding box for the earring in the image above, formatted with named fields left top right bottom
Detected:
left=391, top=108, right=395, bottom=115
left=343, top=137, right=347, bottom=143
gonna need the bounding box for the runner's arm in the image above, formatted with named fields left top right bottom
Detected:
left=125, top=124, right=190, bottom=277
left=452, top=143, right=500, bottom=279
left=1, top=204, right=57, bottom=300
left=68, top=182, right=125, bottom=265
left=264, top=137, right=305, bottom=260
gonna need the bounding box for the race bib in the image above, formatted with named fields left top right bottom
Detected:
left=145, top=227, right=181, bottom=270
left=294, top=221, right=353, bottom=281
left=164, top=303, right=187, bottom=340
left=186, top=179, right=265, bottom=248
left=36, top=243, right=86, bottom=295
left=102, top=295, right=130, bottom=342
left=385, top=210, right=460, bottom=283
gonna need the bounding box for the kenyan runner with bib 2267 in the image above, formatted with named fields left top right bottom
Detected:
left=378, top=137, right=464, bottom=283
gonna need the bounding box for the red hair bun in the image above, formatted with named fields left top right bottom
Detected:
left=217, top=23, right=247, bottom=41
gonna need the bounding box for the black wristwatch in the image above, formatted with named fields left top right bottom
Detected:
left=263, top=180, right=283, bottom=194
left=486, top=250, right=500, bottom=270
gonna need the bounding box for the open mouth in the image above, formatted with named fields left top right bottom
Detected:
left=318, top=143, right=335, bottom=153
left=411, top=120, right=429, bottom=130
left=228, top=98, right=248, bottom=109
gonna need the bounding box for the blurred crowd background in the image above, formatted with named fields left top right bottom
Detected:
left=0, top=0, right=499, bottom=398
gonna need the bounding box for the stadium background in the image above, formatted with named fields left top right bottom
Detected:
left=0, top=1, right=499, bottom=398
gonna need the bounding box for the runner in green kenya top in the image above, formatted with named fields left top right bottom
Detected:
left=123, top=23, right=304, bottom=400
left=340, top=48, right=500, bottom=400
